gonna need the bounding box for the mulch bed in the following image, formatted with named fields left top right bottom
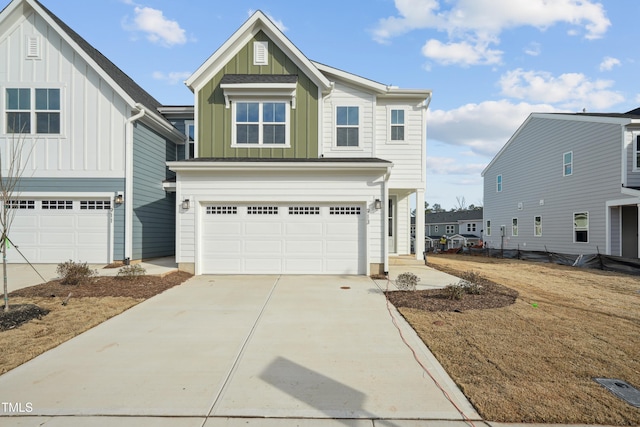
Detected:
left=385, top=280, right=519, bottom=312
left=0, top=304, right=50, bottom=331
left=9, top=271, right=192, bottom=299
left=2, top=271, right=193, bottom=332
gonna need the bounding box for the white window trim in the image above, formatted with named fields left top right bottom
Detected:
left=2, top=85, right=64, bottom=136
left=512, top=218, right=518, bottom=236
left=333, top=104, right=363, bottom=150
left=573, top=211, right=589, bottom=243
left=230, top=99, right=291, bottom=148
left=386, top=106, right=407, bottom=144
left=534, top=215, right=542, bottom=237
left=496, top=174, right=503, bottom=192
left=633, top=132, right=640, bottom=172
left=563, top=151, right=573, bottom=176
left=185, top=120, right=195, bottom=159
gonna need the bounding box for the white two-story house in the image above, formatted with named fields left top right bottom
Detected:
left=168, top=11, right=431, bottom=275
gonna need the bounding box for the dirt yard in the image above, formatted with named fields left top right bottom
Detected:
left=393, top=254, right=640, bottom=425
left=0, top=271, right=192, bottom=374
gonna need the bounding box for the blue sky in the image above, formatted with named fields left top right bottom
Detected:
left=31, top=0, right=640, bottom=210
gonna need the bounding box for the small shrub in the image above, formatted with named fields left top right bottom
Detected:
left=56, top=260, right=97, bottom=285
left=458, top=271, right=486, bottom=294
left=444, top=282, right=465, bottom=300
left=396, top=272, right=420, bottom=291
left=116, top=264, right=146, bottom=280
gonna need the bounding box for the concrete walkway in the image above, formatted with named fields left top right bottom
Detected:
left=0, top=272, right=480, bottom=426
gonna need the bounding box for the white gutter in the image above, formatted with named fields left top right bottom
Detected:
left=167, top=160, right=392, bottom=173
left=124, top=106, right=146, bottom=262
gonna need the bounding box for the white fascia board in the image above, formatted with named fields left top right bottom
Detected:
left=313, top=61, right=388, bottom=93
left=168, top=161, right=393, bottom=173
left=26, top=0, right=138, bottom=110
left=481, top=113, right=535, bottom=177
left=186, top=11, right=331, bottom=93
left=220, top=83, right=297, bottom=91
left=533, top=112, right=634, bottom=125
left=135, top=104, right=187, bottom=143
left=621, top=187, right=640, bottom=198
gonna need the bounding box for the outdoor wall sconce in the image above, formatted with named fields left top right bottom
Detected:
left=374, top=199, right=382, bottom=210
left=181, top=199, right=190, bottom=210
left=114, top=193, right=124, bottom=205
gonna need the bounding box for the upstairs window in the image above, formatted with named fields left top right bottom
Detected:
left=496, top=174, right=503, bottom=192
left=6, top=88, right=60, bottom=134
left=466, top=223, right=476, bottom=232
left=574, top=212, right=588, bottom=243
left=232, top=101, right=288, bottom=146
left=563, top=151, right=573, bottom=176
left=336, top=106, right=359, bottom=147
left=186, top=121, right=195, bottom=158
left=446, top=225, right=455, bottom=234
left=390, top=109, right=405, bottom=141
left=635, top=135, right=640, bottom=170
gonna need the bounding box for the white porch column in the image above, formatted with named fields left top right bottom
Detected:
left=415, top=190, right=425, bottom=261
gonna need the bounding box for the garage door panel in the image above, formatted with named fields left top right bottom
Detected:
left=284, top=259, right=323, bottom=273
left=40, top=231, right=75, bottom=245
left=285, top=240, right=323, bottom=254
left=244, top=258, right=282, bottom=274
left=40, top=248, right=76, bottom=261
left=245, top=222, right=282, bottom=235
left=40, top=216, right=75, bottom=227
left=285, top=222, right=323, bottom=235
left=245, top=239, right=283, bottom=254
left=204, top=222, right=242, bottom=236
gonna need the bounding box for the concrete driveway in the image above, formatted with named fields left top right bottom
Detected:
left=0, top=273, right=481, bottom=426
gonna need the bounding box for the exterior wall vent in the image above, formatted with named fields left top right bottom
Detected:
left=26, top=36, right=40, bottom=59
left=253, top=41, right=268, bottom=66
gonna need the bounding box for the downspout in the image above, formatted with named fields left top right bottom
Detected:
left=124, top=104, right=146, bottom=262
left=383, top=167, right=391, bottom=275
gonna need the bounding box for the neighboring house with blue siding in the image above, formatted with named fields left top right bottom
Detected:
left=482, top=111, right=640, bottom=258
left=0, top=0, right=185, bottom=264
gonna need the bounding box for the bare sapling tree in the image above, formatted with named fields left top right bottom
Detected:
left=1, top=129, right=34, bottom=312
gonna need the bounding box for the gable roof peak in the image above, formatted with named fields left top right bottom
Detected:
left=185, top=9, right=331, bottom=92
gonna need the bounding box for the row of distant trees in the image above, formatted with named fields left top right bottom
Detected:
left=412, top=196, right=482, bottom=216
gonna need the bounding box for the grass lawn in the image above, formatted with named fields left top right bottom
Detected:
left=397, top=254, right=640, bottom=425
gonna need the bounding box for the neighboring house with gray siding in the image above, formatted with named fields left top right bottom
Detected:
left=0, top=0, right=185, bottom=264
left=482, top=111, right=640, bottom=258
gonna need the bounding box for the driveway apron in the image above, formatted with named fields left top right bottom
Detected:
left=0, top=274, right=479, bottom=424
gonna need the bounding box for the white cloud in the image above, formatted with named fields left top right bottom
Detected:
left=499, top=68, right=624, bottom=110
left=374, top=0, right=610, bottom=65
left=422, top=38, right=502, bottom=66
left=599, top=56, right=621, bottom=72
left=427, top=100, right=559, bottom=157
left=524, top=42, right=541, bottom=56
left=125, top=6, right=187, bottom=47
left=427, top=156, right=487, bottom=176
left=248, top=9, right=288, bottom=32
left=152, top=71, right=192, bottom=85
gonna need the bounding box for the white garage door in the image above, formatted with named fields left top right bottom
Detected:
left=6, top=199, right=111, bottom=264
left=201, top=203, right=365, bottom=274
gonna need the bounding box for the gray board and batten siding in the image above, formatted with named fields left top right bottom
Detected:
left=132, top=122, right=177, bottom=260
left=483, top=116, right=631, bottom=255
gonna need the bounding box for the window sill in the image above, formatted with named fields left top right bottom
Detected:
left=231, top=144, right=291, bottom=149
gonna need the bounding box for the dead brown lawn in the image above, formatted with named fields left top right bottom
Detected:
left=401, top=254, right=640, bottom=425
left=0, top=271, right=192, bottom=374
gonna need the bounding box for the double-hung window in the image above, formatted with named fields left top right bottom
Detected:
left=336, top=106, right=359, bottom=147
left=635, top=134, right=640, bottom=170
left=563, top=151, right=573, bottom=176
left=496, top=174, right=503, bottom=192
left=390, top=109, right=404, bottom=141
left=233, top=101, right=288, bottom=146
left=574, top=212, right=588, bottom=243
left=6, top=88, right=60, bottom=134
left=512, top=218, right=518, bottom=236
left=534, top=215, right=542, bottom=237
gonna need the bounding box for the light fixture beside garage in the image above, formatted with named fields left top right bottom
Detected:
left=181, top=199, right=190, bottom=210
left=114, top=193, right=124, bottom=205
left=374, top=199, right=382, bottom=210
